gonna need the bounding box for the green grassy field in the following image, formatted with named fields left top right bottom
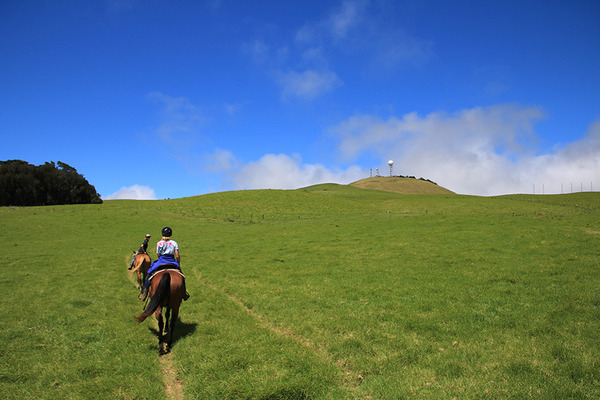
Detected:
left=1, top=185, right=599, bottom=399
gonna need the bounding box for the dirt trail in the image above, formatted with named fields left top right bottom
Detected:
left=126, top=258, right=185, bottom=400
left=160, top=353, right=184, bottom=400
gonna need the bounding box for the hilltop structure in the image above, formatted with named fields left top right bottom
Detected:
left=350, top=176, right=455, bottom=195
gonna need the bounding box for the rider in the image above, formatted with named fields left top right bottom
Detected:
left=140, top=227, right=189, bottom=301
left=129, top=233, right=151, bottom=270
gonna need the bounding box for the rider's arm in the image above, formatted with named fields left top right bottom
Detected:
left=175, top=249, right=180, bottom=264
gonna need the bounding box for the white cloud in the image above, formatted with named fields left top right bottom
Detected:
left=205, top=148, right=239, bottom=172
left=331, top=104, right=599, bottom=195
left=244, top=39, right=340, bottom=99
left=296, top=0, right=365, bottom=43
left=103, top=185, right=157, bottom=200
left=334, top=104, right=543, bottom=160
left=295, top=0, right=432, bottom=70
left=370, top=31, right=434, bottom=70
left=148, top=92, right=207, bottom=145
left=328, top=0, right=364, bottom=39
left=247, top=1, right=433, bottom=100
left=208, top=152, right=365, bottom=190
left=528, top=121, right=600, bottom=193
left=276, top=69, right=342, bottom=99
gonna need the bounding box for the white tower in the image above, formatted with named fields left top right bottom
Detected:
left=388, top=160, right=394, bottom=176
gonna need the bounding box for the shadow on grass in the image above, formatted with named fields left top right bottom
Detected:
left=148, top=319, right=197, bottom=349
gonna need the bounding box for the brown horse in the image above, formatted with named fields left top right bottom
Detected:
left=129, top=251, right=151, bottom=293
left=135, top=269, right=185, bottom=354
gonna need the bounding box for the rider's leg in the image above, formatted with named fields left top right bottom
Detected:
left=144, top=262, right=158, bottom=290
left=182, top=278, right=190, bottom=301
left=139, top=269, right=152, bottom=301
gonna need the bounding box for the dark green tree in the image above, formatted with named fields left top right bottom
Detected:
left=0, top=160, right=102, bottom=206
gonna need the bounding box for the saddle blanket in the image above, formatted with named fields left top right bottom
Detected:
left=148, top=268, right=186, bottom=283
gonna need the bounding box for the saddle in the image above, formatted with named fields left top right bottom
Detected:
left=147, top=266, right=186, bottom=283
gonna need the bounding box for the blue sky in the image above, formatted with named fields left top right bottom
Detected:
left=1, top=0, right=599, bottom=198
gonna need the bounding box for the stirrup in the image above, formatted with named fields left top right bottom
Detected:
left=139, top=288, right=148, bottom=301
left=183, top=292, right=190, bottom=301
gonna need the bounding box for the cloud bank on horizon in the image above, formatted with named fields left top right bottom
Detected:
left=232, top=106, right=598, bottom=196
left=330, top=105, right=600, bottom=196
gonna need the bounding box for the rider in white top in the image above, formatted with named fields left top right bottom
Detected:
left=157, top=237, right=178, bottom=256
left=140, top=227, right=189, bottom=301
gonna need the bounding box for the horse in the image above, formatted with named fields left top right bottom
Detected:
left=135, top=269, right=185, bottom=354
left=129, top=251, right=151, bottom=293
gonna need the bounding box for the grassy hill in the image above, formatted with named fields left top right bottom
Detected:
left=350, top=176, right=456, bottom=194
left=1, top=186, right=599, bottom=399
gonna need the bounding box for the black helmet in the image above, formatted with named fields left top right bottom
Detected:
left=161, top=226, right=172, bottom=237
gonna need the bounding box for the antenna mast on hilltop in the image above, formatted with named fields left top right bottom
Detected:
left=388, top=160, right=394, bottom=177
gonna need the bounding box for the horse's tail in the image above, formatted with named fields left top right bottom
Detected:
left=135, top=273, right=170, bottom=324
left=131, top=253, right=151, bottom=274
left=130, top=257, right=141, bottom=273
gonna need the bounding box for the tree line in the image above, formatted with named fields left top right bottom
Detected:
left=0, top=160, right=103, bottom=206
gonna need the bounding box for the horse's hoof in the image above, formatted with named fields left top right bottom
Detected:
left=159, top=343, right=169, bottom=355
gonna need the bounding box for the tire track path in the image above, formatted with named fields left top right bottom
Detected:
left=193, top=271, right=364, bottom=394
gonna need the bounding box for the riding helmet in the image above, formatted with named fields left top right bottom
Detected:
left=162, top=226, right=172, bottom=237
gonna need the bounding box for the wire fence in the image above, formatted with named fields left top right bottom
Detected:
left=532, top=182, right=596, bottom=194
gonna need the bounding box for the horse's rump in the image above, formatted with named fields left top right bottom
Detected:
left=135, top=270, right=184, bottom=323
left=136, top=272, right=171, bottom=323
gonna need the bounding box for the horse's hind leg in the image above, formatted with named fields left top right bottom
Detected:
left=165, top=308, right=171, bottom=339
left=162, top=308, right=172, bottom=353
left=156, top=310, right=166, bottom=354
left=167, top=307, right=179, bottom=349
